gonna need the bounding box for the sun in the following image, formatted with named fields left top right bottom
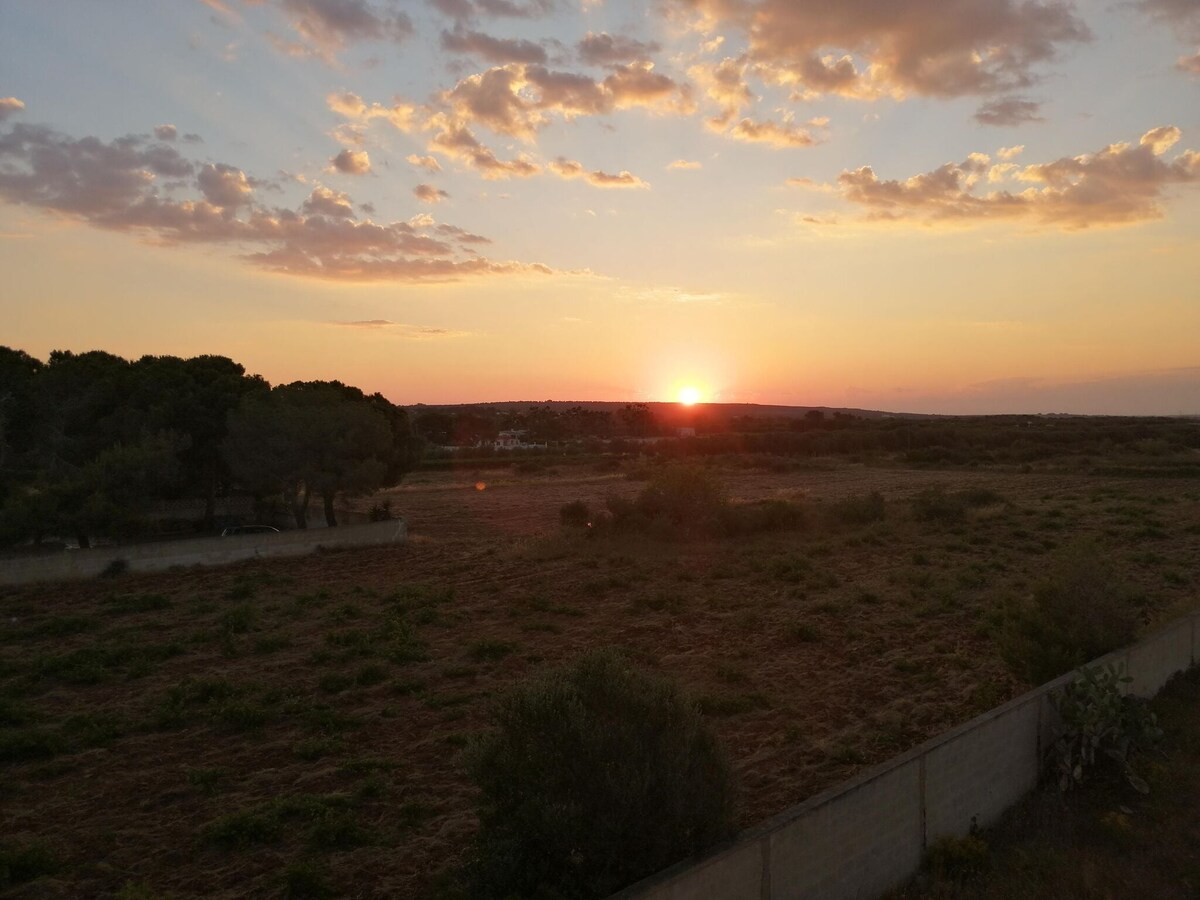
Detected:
left=677, top=385, right=702, bottom=406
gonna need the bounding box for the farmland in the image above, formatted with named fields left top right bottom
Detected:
left=2, top=457, right=1199, bottom=897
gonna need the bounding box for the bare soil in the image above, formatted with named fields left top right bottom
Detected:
left=2, top=460, right=1198, bottom=898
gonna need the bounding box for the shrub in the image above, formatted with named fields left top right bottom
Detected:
left=560, top=500, right=591, bottom=528
left=465, top=649, right=734, bottom=899
left=632, top=465, right=728, bottom=535
left=0, top=840, right=58, bottom=888
left=1051, top=663, right=1162, bottom=793
left=827, top=491, right=885, bottom=526
left=1000, top=544, right=1141, bottom=684
left=718, top=499, right=806, bottom=535
left=911, top=486, right=967, bottom=523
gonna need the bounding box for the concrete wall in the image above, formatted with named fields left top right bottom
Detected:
left=0, top=518, right=407, bottom=585
left=614, top=610, right=1199, bottom=900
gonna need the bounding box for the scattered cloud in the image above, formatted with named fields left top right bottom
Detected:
left=974, top=97, right=1044, bottom=127
left=549, top=157, right=649, bottom=188
left=577, top=31, right=661, bottom=66
left=330, top=147, right=371, bottom=174
left=0, top=120, right=551, bottom=282
left=153, top=124, right=178, bottom=141
left=329, top=319, right=470, bottom=338
left=727, top=117, right=817, bottom=148
left=301, top=185, right=355, bottom=217
left=407, top=154, right=442, bottom=173
left=666, top=0, right=1090, bottom=102
left=261, top=0, right=414, bottom=61
left=431, top=0, right=556, bottom=20
left=667, top=159, right=702, bottom=170
left=1178, top=51, right=1200, bottom=74
left=442, top=27, right=548, bottom=64
left=997, top=144, right=1025, bottom=160
left=0, top=98, right=25, bottom=122
left=414, top=183, right=451, bottom=202
left=829, top=126, right=1200, bottom=229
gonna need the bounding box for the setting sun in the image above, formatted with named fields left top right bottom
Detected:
left=678, top=386, right=703, bottom=406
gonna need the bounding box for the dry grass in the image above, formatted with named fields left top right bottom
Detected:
left=1, top=461, right=1198, bottom=897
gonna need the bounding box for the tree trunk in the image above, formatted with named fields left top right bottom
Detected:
left=291, top=484, right=311, bottom=529
left=323, top=491, right=338, bottom=527
left=77, top=532, right=91, bottom=550
left=203, top=462, right=217, bottom=532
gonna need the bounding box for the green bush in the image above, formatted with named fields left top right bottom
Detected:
left=633, top=465, right=728, bottom=535
left=911, top=486, right=967, bottom=523
left=465, top=649, right=734, bottom=899
left=827, top=491, right=885, bottom=526
left=560, top=500, right=591, bottom=527
left=1000, top=544, right=1142, bottom=684
left=1051, top=663, right=1162, bottom=793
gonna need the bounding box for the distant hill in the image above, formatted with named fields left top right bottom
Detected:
left=405, top=400, right=936, bottom=421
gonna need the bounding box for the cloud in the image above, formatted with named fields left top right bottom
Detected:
left=997, top=144, right=1025, bottom=160
left=689, top=57, right=754, bottom=127
left=1178, top=51, right=1200, bottom=74
left=0, top=120, right=551, bottom=282
left=666, top=0, right=1090, bottom=101
left=426, top=116, right=541, bottom=179
left=437, top=62, right=693, bottom=141
left=727, top=117, right=817, bottom=148
left=667, top=159, right=702, bottom=170
left=829, top=126, right=1200, bottom=229
left=326, top=91, right=420, bottom=131
left=407, top=154, right=442, bottom=173
left=0, top=98, right=26, bottom=122
left=329, top=319, right=469, bottom=338
left=577, top=31, right=661, bottom=66
left=432, top=0, right=555, bottom=19
left=548, top=157, right=649, bottom=188
left=267, top=0, right=414, bottom=59
left=974, top=97, right=1044, bottom=127
left=197, top=162, right=255, bottom=209
left=153, top=124, right=178, bottom=141
left=414, top=183, right=451, bottom=202
left=330, top=147, right=371, bottom=174
left=1137, top=0, right=1200, bottom=37
left=301, top=185, right=356, bottom=217
left=441, top=27, right=548, bottom=64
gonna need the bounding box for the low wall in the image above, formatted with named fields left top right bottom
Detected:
left=0, top=519, right=408, bottom=585
left=613, top=610, right=1199, bottom=900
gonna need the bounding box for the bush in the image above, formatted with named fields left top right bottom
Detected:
left=632, top=465, right=727, bottom=535
left=1051, top=663, right=1162, bottom=793
left=911, top=486, right=967, bottom=523
left=1001, top=544, right=1142, bottom=684
left=559, top=500, right=591, bottom=528
left=465, top=649, right=734, bottom=899
left=826, top=491, right=885, bottom=526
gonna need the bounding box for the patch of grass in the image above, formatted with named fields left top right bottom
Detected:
left=469, top=640, right=516, bottom=663
left=103, top=593, right=171, bottom=615
left=186, top=767, right=230, bottom=795
left=0, top=839, right=59, bottom=888
left=279, top=860, right=335, bottom=899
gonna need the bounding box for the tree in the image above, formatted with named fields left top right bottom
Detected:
left=223, top=381, right=415, bottom=527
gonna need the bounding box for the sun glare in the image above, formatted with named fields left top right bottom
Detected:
left=678, top=385, right=702, bottom=406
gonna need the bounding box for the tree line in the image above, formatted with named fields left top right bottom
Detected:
left=0, top=347, right=418, bottom=548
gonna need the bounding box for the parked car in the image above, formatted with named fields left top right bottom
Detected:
left=220, top=525, right=280, bottom=537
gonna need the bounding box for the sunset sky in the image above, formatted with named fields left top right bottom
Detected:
left=1, top=0, right=1198, bottom=414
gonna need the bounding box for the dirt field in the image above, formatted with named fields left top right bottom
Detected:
left=2, top=460, right=1198, bottom=898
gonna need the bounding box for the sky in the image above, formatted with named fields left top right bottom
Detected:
left=1, top=0, right=1198, bottom=414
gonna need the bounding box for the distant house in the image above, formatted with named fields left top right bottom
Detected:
left=492, top=430, right=547, bottom=451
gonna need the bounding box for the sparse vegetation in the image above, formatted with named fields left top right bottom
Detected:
left=464, top=649, right=734, bottom=898
left=1000, top=543, right=1142, bottom=684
